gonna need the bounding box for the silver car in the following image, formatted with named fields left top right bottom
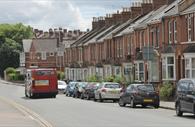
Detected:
left=94, top=82, right=121, bottom=102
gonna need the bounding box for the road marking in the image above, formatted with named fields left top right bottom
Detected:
left=0, top=96, right=53, bottom=127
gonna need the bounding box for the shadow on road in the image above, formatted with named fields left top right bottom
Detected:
left=21, top=96, right=56, bottom=100
left=173, top=115, right=195, bottom=120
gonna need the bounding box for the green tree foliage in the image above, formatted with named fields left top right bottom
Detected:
left=0, top=23, right=33, bottom=77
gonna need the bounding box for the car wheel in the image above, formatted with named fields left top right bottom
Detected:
left=86, top=94, right=90, bottom=100
left=80, top=93, right=84, bottom=99
left=118, top=98, right=126, bottom=107
left=130, top=98, right=136, bottom=108
left=176, top=103, right=183, bottom=116
left=142, top=104, right=147, bottom=108
left=154, top=104, right=159, bottom=109
left=99, top=94, right=103, bottom=102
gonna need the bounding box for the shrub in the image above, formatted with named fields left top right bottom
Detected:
left=57, top=71, right=65, bottom=80
left=5, top=67, right=16, bottom=75
left=160, top=82, right=174, bottom=101
left=17, top=74, right=25, bottom=81
left=8, top=73, right=17, bottom=81
left=104, top=76, right=114, bottom=82
left=87, top=75, right=99, bottom=82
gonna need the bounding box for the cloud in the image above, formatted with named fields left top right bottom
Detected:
left=0, top=0, right=134, bottom=31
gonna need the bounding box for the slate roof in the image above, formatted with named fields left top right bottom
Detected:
left=23, top=39, right=32, bottom=52
left=181, top=2, right=195, bottom=14
left=32, top=38, right=58, bottom=52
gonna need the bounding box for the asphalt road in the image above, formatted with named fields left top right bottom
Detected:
left=0, top=82, right=194, bottom=127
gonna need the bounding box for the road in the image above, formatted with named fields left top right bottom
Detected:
left=0, top=82, right=194, bottom=127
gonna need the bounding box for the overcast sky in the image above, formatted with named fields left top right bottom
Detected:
left=0, top=0, right=138, bottom=31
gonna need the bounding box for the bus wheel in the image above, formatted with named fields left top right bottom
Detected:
left=52, top=95, right=56, bottom=98
left=30, top=92, right=34, bottom=98
left=25, top=90, right=28, bottom=97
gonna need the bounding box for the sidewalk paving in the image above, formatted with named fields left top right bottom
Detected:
left=160, top=101, right=175, bottom=110
left=0, top=98, right=40, bottom=127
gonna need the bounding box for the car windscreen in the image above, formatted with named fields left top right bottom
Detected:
left=105, top=84, right=120, bottom=88
left=137, top=85, right=154, bottom=92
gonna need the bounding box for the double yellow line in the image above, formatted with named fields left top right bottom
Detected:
left=0, top=96, right=53, bottom=127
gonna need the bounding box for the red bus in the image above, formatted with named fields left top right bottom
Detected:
left=25, top=68, right=58, bottom=98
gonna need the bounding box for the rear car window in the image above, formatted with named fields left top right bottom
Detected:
left=105, top=84, right=120, bottom=88
left=137, top=85, right=154, bottom=91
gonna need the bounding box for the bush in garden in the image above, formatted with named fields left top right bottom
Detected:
left=57, top=71, right=65, bottom=80
left=87, top=75, right=99, bottom=82
left=5, top=67, right=16, bottom=75
left=8, top=73, right=17, bottom=81
left=160, top=82, right=175, bottom=101
left=104, top=76, right=114, bottom=82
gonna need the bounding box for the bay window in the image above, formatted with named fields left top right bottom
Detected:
left=185, top=56, right=195, bottom=78
left=135, top=61, right=144, bottom=81
left=162, top=55, right=175, bottom=80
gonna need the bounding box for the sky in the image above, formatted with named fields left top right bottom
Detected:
left=0, top=0, right=138, bottom=31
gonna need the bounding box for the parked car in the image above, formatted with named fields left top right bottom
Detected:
left=94, top=82, right=121, bottom=102
left=57, top=80, right=67, bottom=93
left=65, top=82, right=77, bottom=97
left=72, top=82, right=88, bottom=98
left=118, top=84, right=159, bottom=108
left=80, top=82, right=100, bottom=100
left=175, top=79, right=195, bottom=116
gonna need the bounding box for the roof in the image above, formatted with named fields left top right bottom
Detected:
left=85, top=25, right=116, bottom=45
left=32, top=38, right=58, bottom=52
left=115, top=10, right=156, bottom=36
left=181, top=2, right=195, bottom=15
left=23, top=39, right=32, bottom=52
left=77, top=27, right=107, bottom=47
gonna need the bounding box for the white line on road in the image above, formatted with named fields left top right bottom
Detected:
left=0, top=96, right=53, bottom=127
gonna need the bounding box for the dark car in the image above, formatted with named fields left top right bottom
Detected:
left=65, top=82, right=77, bottom=97
left=72, top=82, right=87, bottom=98
left=118, top=84, right=159, bottom=108
left=175, top=79, right=195, bottom=117
left=80, top=82, right=100, bottom=100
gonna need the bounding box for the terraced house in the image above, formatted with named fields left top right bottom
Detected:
left=21, top=0, right=195, bottom=86
left=62, top=0, right=195, bottom=85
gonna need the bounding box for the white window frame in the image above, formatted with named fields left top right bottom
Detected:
left=162, top=54, right=176, bottom=80
left=184, top=54, right=195, bottom=78
left=41, top=52, right=47, bottom=60
left=173, top=20, right=177, bottom=43
left=188, top=14, right=192, bottom=42
left=168, top=21, right=172, bottom=44
left=135, top=61, right=144, bottom=82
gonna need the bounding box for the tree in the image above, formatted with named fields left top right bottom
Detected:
left=0, top=23, right=33, bottom=77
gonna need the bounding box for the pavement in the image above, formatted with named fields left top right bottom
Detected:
left=0, top=97, right=40, bottom=127
left=160, top=101, right=175, bottom=110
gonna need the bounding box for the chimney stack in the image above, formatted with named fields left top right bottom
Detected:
left=121, top=8, right=132, bottom=22
left=152, top=0, right=166, bottom=10
left=130, top=2, right=142, bottom=19
left=141, top=0, right=153, bottom=15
